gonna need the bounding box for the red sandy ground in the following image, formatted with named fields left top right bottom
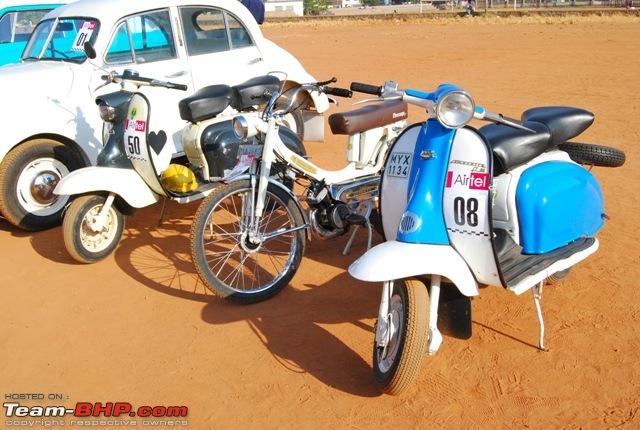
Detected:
left=1, top=14, right=639, bottom=430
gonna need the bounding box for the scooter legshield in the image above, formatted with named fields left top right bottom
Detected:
left=348, top=240, right=479, bottom=297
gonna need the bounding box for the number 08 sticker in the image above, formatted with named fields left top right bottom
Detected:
left=444, top=160, right=490, bottom=236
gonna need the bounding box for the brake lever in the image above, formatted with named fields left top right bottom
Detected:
left=352, top=95, right=402, bottom=106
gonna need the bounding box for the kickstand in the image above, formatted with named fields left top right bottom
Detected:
left=532, top=281, right=546, bottom=351
left=342, top=220, right=372, bottom=255
left=157, top=198, right=167, bottom=227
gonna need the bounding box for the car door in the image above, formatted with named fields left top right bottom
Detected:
left=95, top=8, right=194, bottom=159
left=178, top=6, right=265, bottom=90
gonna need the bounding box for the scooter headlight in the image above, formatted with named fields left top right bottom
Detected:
left=98, top=101, right=117, bottom=122
left=232, top=115, right=259, bottom=140
left=436, top=90, right=475, bottom=129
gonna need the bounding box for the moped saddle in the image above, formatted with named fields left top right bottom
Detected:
left=179, top=84, right=236, bottom=123
left=328, top=99, right=408, bottom=135
left=521, top=106, right=594, bottom=146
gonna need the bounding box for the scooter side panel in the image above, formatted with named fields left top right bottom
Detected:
left=348, top=240, right=479, bottom=297
left=516, top=161, right=605, bottom=254
left=201, top=120, right=306, bottom=179
left=444, top=128, right=501, bottom=287
left=54, top=166, right=159, bottom=208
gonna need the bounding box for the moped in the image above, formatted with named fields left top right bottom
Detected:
left=55, top=68, right=307, bottom=264
left=347, top=80, right=625, bottom=395
left=190, top=77, right=409, bottom=304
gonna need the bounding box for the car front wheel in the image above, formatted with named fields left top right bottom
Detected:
left=0, top=139, right=84, bottom=231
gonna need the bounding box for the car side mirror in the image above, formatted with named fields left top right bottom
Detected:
left=84, top=41, right=96, bottom=59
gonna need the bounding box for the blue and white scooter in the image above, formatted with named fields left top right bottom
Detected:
left=348, top=81, right=625, bottom=395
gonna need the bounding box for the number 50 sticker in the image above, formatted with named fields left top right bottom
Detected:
left=72, top=21, right=97, bottom=52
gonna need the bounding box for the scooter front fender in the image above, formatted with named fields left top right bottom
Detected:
left=348, top=240, right=479, bottom=297
left=54, top=166, right=160, bottom=208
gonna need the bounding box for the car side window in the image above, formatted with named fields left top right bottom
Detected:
left=0, top=10, right=51, bottom=43
left=180, top=7, right=253, bottom=56
left=227, top=14, right=252, bottom=49
left=105, top=9, right=176, bottom=65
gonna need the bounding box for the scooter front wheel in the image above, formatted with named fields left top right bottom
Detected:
left=373, top=278, right=429, bottom=395
left=190, top=180, right=305, bottom=304
left=62, top=194, right=125, bottom=264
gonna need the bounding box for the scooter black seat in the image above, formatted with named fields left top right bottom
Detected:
left=230, top=75, right=280, bottom=111
left=521, top=106, right=594, bottom=146
left=179, top=84, right=236, bottom=123
left=328, top=100, right=409, bottom=135
left=480, top=121, right=551, bottom=173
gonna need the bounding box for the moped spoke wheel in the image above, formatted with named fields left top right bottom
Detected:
left=373, top=278, right=429, bottom=395
left=62, top=195, right=125, bottom=264
left=191, top=180, right=305, bottom=304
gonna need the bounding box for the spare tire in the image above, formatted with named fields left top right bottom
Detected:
left=559, top=142, right=626, bottom=168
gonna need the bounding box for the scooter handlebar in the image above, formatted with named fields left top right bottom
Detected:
left=152, top=80, right=188, bottom=91
left=323, top=86, right=352, bottom=98
left=350, top=82, right=382, bottom=96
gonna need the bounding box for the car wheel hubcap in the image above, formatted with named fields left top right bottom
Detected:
left=30, top=170, right=60, bottom=205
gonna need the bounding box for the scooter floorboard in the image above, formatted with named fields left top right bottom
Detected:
left=497, top=231, right=596, bottom=288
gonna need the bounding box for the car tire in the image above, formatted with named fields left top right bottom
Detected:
left=0, top=139, right=84, bottom=231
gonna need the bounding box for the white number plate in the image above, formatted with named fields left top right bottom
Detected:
left=386, top=152, right=412, bottom=178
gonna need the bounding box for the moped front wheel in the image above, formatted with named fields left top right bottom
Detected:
left=373, top=278, right=429, bottom=395
left=191, top=180, right=305, bottom=304
left=62, top=194, right=125, bottom=264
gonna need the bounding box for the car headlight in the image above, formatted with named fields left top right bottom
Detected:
left=98, top=101, right=117, bottom=122
left=436, top=90, right=475, bottom=129
left=232, top=115, right=259, bottom=140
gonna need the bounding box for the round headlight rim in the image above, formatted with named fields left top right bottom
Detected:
left=98, top=101, right=117, bottom=122
left=436, top=90, right=475, bottom=129
left=232, top=116, right=250, bottom=140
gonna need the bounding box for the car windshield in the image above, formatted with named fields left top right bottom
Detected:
left=21, top=17, right=98, bottom=63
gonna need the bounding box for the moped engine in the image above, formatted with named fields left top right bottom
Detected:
left=307, top=176, right=379, bottom=240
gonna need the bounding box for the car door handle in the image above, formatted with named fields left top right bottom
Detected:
left=165, top=70, right=188, bottom=78
left=247, top=57, right=262, bottom=65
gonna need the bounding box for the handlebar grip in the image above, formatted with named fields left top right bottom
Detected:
left=169, top=83, right=188, bottom=91
left=323, top=86, right=352, bottom=98
left=350, top=82, right=382, bottom=96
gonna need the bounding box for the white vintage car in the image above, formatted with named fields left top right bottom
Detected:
left=0, top=0, right=328, bottom=230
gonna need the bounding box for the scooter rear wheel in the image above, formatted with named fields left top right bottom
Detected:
left=62, top=194, right=125, bottom=264
left=190, top=180, right=305, bottom=304
left=373, top=278, right=429, bottom=395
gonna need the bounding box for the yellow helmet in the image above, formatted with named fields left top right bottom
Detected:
left=161, top=164, right=198, bottom=193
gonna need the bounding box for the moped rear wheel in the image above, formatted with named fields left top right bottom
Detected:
left=62, top=194, right=125, bottom=264
left=191, top=180, right=305, bottom=304
left=373, top=278, right=429, bottom=395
